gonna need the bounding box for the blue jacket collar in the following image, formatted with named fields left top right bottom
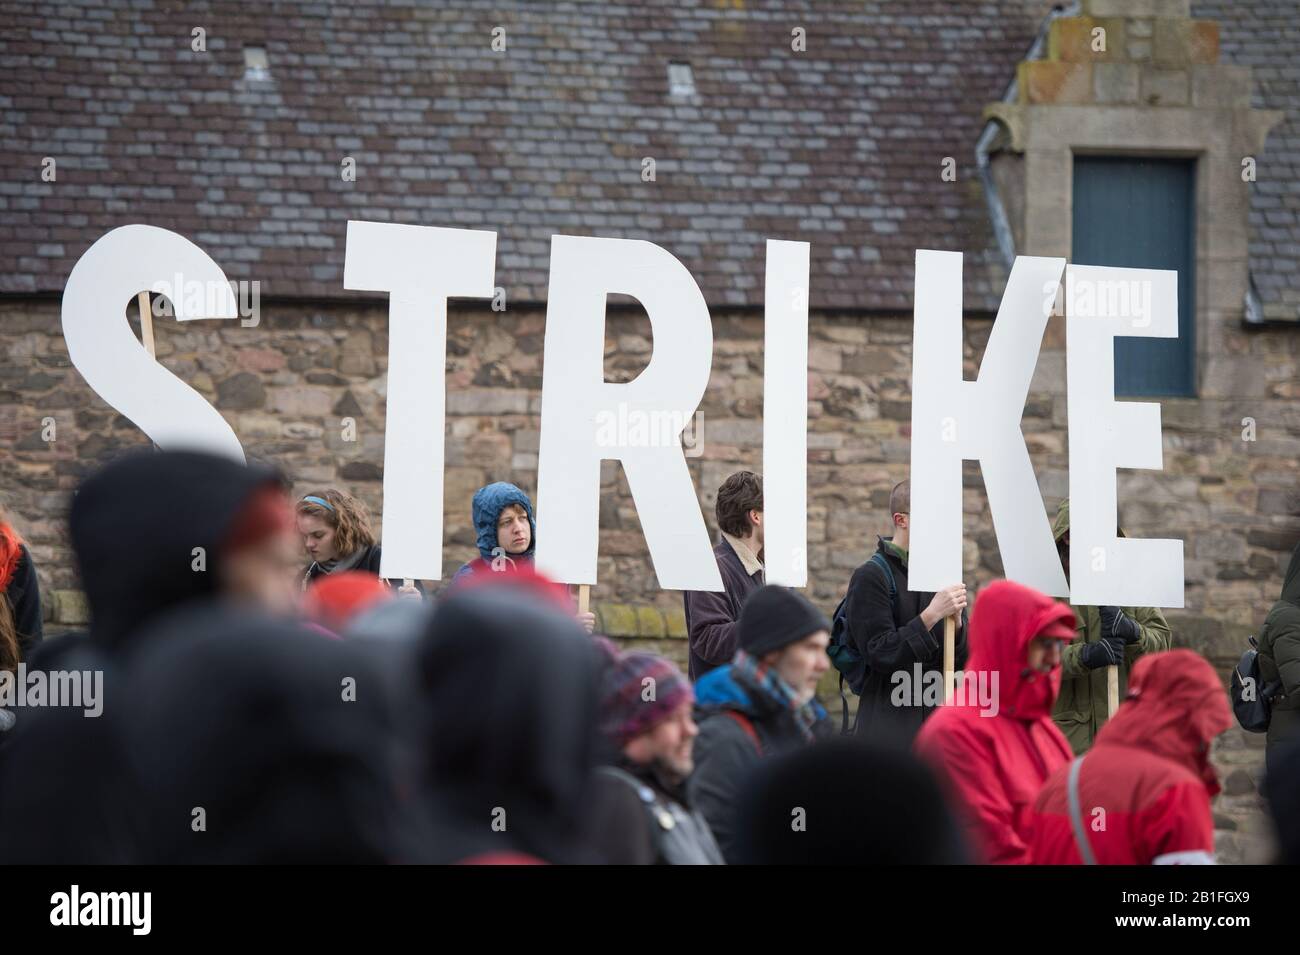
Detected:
left=693, top=664, right=752, bottom=709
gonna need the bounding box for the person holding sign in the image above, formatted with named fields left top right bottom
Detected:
left=914, top=579, right=1077, bottom=865
left=296, top=489, right=421, bottom=598
left=837, top=479, right=968, bottom=740
left=450, top=481, right=595, bottom=632
left=450, top=481, right=539, bottom=582
left=684, top=471, right=765, bottom=680
left=1050, top=500, right=1171, bottom=755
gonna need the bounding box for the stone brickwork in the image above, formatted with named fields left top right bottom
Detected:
left=3, top=296, right=1295, bottom=645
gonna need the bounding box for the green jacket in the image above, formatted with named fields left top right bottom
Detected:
left=1048, top=500, right=1173, bottom=755
left=1259, top=544, right=1300, bottom=751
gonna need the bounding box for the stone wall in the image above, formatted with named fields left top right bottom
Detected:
left=2, top=296, right=1297, bottom=648
left=1, top=293, right=1293, bottom=861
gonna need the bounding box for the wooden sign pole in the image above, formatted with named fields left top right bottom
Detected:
left=137, top=291, right=155, bottom=357
left=1107, top=664, right=1119, bottom=717
left=942, top=614, right=956, bottom=704
left=137, top=291, right=158, bottom=452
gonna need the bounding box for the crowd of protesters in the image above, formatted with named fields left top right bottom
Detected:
left=0, top=450, right=1297, bottom=865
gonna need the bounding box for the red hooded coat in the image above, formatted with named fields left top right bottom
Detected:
left=914, top=579, right=1077, bottom=864
left=1028, top=649, right=1231, bottom=865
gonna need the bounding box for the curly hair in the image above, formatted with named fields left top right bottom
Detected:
left=295, top=488, right=376, bottom=558
left=715, top=471, right=763, bottom=538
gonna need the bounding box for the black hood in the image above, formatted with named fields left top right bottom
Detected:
left=418, top=584, right=602, bottom=864
left=69, top=449, right=282, bottom=650
left=114, top=602, right=414, bottom=863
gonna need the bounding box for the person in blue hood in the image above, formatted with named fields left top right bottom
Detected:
left=453, top=482, right=538, bottom=579
left=451, top=482, right=594, bottom=632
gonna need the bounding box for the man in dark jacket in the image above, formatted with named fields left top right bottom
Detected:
left=688, top=585, right=832, bottom=862
left=846, top=479, right=968, bottom=740
left=684, top=470, right=765, bottom=679
left=589, top=651, right=723, bottom=864
left=1259, top=542, right=1300, bottom=771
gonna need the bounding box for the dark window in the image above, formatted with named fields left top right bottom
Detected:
left=1071, top=156, right=1196, bottom=397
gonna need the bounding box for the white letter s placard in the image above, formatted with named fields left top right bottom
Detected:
left=61, top=225, right=245, bottom=462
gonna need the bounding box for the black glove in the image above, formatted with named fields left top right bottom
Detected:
left=1080, top=634, right=1125, bottom=669
left=1098, top=605, right=1141, bottom=645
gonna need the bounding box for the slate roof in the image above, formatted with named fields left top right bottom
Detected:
left=1193, top=0, right=1300, bottom=317
left=0, top=0, right=1295, bottom=315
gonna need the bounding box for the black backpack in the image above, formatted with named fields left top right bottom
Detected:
left=828, top=552, right=898, bottom=733
left=1231, top=636, right=1282, bottom=733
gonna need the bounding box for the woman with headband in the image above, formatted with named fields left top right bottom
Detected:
left=295, top=489, right=420, bottom=597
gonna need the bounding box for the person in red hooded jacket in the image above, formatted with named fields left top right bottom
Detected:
left=914, top=579, right=1078, bottom=865
left=1028, top=648, right=1231, bottom=865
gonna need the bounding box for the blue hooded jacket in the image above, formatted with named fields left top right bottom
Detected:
left=452, top=482, right=537, bottom=581
left=693, top=664, right=754, bottom=711
left=694, top=663, right=828, bottom=724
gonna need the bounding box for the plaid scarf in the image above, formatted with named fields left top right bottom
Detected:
left=732, top=649, right=824, bottom=742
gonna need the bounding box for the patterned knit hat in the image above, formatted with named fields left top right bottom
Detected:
left=599, top=651, right=693, bottom=746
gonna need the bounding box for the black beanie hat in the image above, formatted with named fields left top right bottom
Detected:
left=738, top=585, right=831, bottom=658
